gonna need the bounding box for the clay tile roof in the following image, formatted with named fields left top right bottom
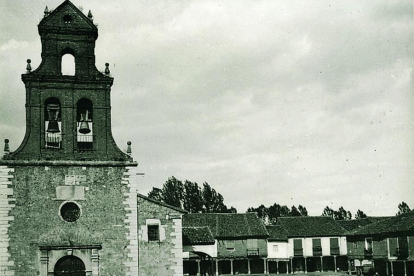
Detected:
left=336, top=217, right=390, bottom=231
left=277, top=216, right=346, bottom=237
left=348, top=211, right=414, bottom=236
left=266, top=225, right=288, bottom=241
left=183, top=227, right=215, bottom=245
left=183, top=213, right=268, bottom=239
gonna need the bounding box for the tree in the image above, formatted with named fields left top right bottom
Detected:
left=161, top=176, right=184, bottom=208
left=148, top=176, right=234, bottom=213
left=322, top=206, right=351, bottom=220
left=355, top=209, right=367, bottom=219
left=322, top=206, right=335, bottom=218
left=183, top=180, right=203, bottom=213
left=247, top=205, right=269, bottom=222
left=397, top=202, right=411, bottom=215
left=248, top=203, right=308, bottom=224
left=298, top=205, right=308, bottom=216
left=334, top=206, right=352, bottom=220
left=289, top=206, right=301, bottom=216
left=147, top=187, right=163, bottom=202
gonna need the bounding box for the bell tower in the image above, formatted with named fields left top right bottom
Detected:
left=0, top=1, right=139, bottom=275
left=7, top=0, right=129, bottom=162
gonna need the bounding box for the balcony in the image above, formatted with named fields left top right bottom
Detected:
left=246, top=249, right=260, bottom=257
left=313, top=246, right=322, bottom=256
left=294, top=248, right=303, bottom=256
left=77, top=135, right=94, bottom=150
left=45, top=133, right=62, bottom=149
left=364, top=249, right=373, bottom=259
left=330, top=247, right=340, bottom=256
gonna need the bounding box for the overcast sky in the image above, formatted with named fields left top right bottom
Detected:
left=0, top=0, right=413, bottom=216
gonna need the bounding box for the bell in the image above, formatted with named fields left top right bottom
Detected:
left=46, top=120, right=60, bottom=133
left=79, top=121, right=91, bottom=134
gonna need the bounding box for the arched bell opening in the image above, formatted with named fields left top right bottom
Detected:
left=76, top=98, right=93, bottom=150
left=61, top=48, right=76, bottom=76
left=44, top=97, right=62, bottom=149
left=54, top=255, right=86, bottom=276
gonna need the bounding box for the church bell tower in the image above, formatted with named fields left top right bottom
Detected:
left=0, top=1, right=139, bottom=275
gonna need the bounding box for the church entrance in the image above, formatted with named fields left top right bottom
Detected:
left=54, top=256, right=86, bottom=276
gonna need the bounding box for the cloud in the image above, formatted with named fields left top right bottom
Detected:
left=0, top=0, right=412, bottom=216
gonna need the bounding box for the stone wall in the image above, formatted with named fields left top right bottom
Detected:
left=5, top=165, right=136, bottom=276
left=137, top=196, right=184, bottom=276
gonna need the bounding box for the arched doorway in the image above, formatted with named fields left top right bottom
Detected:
left=54, top=256, right=86, bottom=276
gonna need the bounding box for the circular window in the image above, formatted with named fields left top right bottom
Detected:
left=60, top=202, right=81, bottom=222
left=63, top=14, right=72, bottom=24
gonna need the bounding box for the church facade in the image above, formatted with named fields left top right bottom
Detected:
left=0, top=1, right=140, bottom=275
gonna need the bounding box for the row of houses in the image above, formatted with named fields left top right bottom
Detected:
left=136, top=194, right=414, bottom=276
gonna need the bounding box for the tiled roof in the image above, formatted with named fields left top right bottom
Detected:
left=277, top=216, right=346, bottom=237
left=266, top=225, right=288, bottom=241
left=183, top=213, right=268, bottom=239
left=137, top=193, right=187, bottom=214
left=183, top=227, right=215, bottom=245
left=337, top=217, right=390, bottom=231
left=348, top=211, right=414, bottom=236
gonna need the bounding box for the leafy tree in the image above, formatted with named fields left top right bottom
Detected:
left=298, top=205, right=308, bottom=216
left=162, top=176, right=184, bottom=208
left=397, top=201, right=411, bottom=215
left=322, top=206, right=351, bottom=220
left=147, top=187, right=163, bottom=202
left=248, top=205, right=269, bottom=222
left=334, top=206, right=352, bottom=220
left=355, top=209, right=367, bottom=219
left=289, top=206, right=301, bottom=216
left=183, top=180, right=203, bottom=213
left=148, top=176, right=234, bottom=213
left=322, top=206, right=335, bottom=218
left=228, top=206, right=238, bottom=213
left=248, top=203, right=308, bottom=224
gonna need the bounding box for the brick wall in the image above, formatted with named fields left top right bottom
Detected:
left=137, top=197, right=184, bottom=276
left=5, top=165, right=135, bottom=275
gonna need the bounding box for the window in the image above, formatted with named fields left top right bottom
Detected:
left=313, top=238, right=322, bottom=256
left=225, top=240, right=235, bottom=250
left=61, top=54, right=75, bottom=75
left=294, top=239, right=303, bottom=256
left=365, top=238, right=373, bottom=251
left=60, top=202, right=81, bottom=222
left=148, top=225, right=159, bottom=241
left=273, top=245, right=279, bottom=253
left=330, top=238, right=340, bottom=255
left=63, top=14, right=72, bottom=24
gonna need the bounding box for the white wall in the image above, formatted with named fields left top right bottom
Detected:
left=287, top=236, right=347, bottom=257
left=183, top=241, right=217, bottom=258
left=267, top=241, right=289, bottom=259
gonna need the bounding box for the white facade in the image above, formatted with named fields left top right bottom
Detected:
left=267, top=241, right=289, bottom=259
left=287, top=236, right=347, bottom=257
left=183, top=241, right=218, bottom=258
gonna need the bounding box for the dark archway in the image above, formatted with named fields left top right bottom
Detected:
left=54, top=256, right=86, bottom=276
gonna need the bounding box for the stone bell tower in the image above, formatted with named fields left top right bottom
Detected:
left=0, top=1, right=138, bottom=275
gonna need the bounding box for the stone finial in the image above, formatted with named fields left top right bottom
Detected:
left=88, top=10, right=93, bottom=20
left=44, top=6, right=49, bottom=17
left=104, top=63, right=110, bottom=75
left=26, top=59, right=32, bottom=73
left=4, top=139, right=10, bottom=156
left=126, top=141, right=132, bottom=156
